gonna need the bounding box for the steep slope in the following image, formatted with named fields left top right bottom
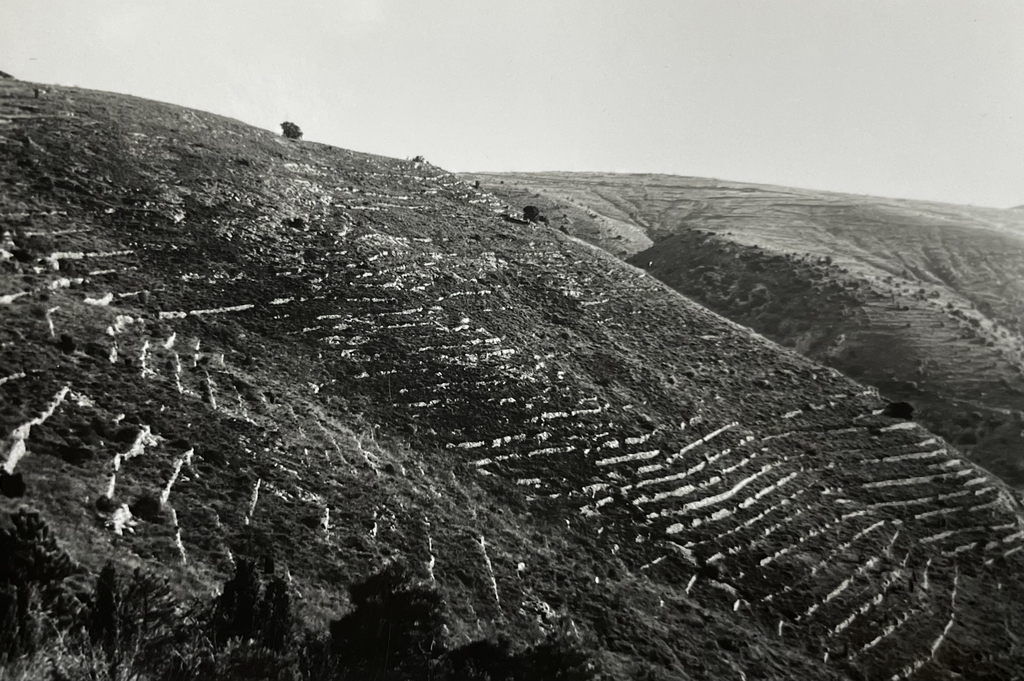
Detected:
left=466, top=172, right=1024, bottom=489
left=3, top=80, right=1024, bottom=680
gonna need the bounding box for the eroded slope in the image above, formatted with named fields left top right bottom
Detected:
left=3, top=81, right=1024, bottom=680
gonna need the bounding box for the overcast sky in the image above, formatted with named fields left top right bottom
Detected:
left=2, top=1, right=1022, bottom=207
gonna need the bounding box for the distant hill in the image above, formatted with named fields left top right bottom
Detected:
left=466, top=172, right=1024, bottom=489
left=3, top=81, right=1024, bottom=680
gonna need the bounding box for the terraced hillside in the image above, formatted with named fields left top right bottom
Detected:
left=466, top=172, right=1024, bottom=489
left=3, top=80, right=1024, bottom=680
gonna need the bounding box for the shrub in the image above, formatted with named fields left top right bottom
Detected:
left=444, top=631, right=599, bottom=681
left=445, top=638, right=515, bottom=680
left=212, top=559, right=262, bottom=646
left=0, top=510, right=85, bottom=663
left=258, top=575, right=294, bottom=652
left=330, top=561, right=446, bottom=679
left=89, top=563, right=118, bottom=655
left=280, top=122, right=303, bottom=140
left=129, top=493, right=164, bottom=523
left=210, top=639, right=302, bottom=681
left=81, top=561, right=182, bottom=677
left=523, top=206, right=540, bottom=222
left=211, top=558, right=296, bottom=656
left=0, top=583, right=38, bottom=663
left=117, top=568, right=179, bottom=664
left=0, top=510, right=83, bottom=594
left=881, top=402, right=914, bottom=420
left=0, top=532, right=599, bottom=681
left=515, top=630, right=597, bottom=681
left=0, top=471, right=26, bottom=498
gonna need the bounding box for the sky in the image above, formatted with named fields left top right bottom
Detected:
left=2, top=1, right=1022, bottom=208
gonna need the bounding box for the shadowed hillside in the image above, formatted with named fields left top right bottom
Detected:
left=466, top=172, right=1024, bottom=489
left=3, top=80, right=1024, bottom=680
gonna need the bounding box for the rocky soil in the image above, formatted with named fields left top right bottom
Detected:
left=3, top=80, right=1024, bottom=679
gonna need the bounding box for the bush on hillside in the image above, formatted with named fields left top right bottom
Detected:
left=1, top=511, right=88, bottom=663
left=330, top=561, right=446, bottom=678
left=211, top=557, right=295, bottom=653
left=281, top=122, right=303, bottom=140
left=444, top=631, right=598, bottom=681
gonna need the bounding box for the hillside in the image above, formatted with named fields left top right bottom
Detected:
left=3, top=80, right=1024, bottom=680
left=465, top=172, right=1024, bottom=489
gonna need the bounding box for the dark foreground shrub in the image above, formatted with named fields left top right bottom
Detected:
left=281, top=122, right=303, bottom=140
left=212, top=558, right=295, bottom=653
left=330, top=562, right=446, bottom=679
left=0, top=584, right=37, bottom=664
left=445, top=638, right=515, bottom=680
left=515, top=630, right=597, bottom=681
left=0, top=523, right=599, bottom=681
left=444, top=631, right=598, bottom=681
left=0, top=510, right=85, bottom=662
